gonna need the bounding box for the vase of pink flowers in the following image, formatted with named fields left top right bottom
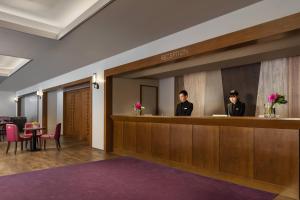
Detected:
left=264, top=93, right=288, bottom=118
left=132, top=102, right=145, bottom=116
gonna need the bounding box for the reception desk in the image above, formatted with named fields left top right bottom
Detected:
left=111, top=115, right=299, bottom=199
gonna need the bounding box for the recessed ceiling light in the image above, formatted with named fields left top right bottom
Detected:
left=0, top=55, right=31, bottom=77
left=0, top=0, right=113, bottom=39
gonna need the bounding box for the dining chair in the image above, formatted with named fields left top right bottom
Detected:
left=40, top=123, right=61, bottom=151
left=0, top=123, right=6, bottom=141
left=24, top=122, right=42, bottom=148
left=6, top=124, right=32, bottom=154
left=24, top=123, right=33, bottom=136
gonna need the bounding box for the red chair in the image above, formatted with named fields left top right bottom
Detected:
left=24, top=123, right=42, bottom=148
left=6, top=124, right=32, bottom=154
left=40, top=123, right=61, bottom=150
left=24, top=123, right=33, bottom=136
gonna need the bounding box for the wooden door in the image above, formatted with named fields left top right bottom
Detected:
left=63, top=87, right=91, bottom=145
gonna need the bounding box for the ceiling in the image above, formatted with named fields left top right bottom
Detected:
left=0, top=55, right=30, bottom=76
left=0, top=0, right=262, bottom=91
left=0, top=0, right=112, bottom=39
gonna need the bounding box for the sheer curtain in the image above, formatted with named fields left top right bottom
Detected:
left=256, top=56, right=300, bottom=117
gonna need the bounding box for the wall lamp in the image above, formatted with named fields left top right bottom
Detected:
left=14, top=97, right=18, bottom=103
left=92, top=73, right=100, bottom=89
left=36, top=90, right=43, bottom=99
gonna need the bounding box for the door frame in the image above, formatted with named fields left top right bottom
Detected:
left=42, top=77, right=93, bottom=146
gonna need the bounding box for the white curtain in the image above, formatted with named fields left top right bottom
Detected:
left=256, top=56, right=300, bottom=117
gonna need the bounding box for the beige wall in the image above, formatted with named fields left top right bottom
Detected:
left=47, top=91, right=57, bottom=133
left=158, top=77, right=175, bottom=116
left=112, top=78, right=158, bottom=115
left=0, top=91, right=16, bottom=116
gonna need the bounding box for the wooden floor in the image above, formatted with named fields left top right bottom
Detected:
left=0, top=136, right=117, bottom=176
left=0, top=136, right=294, bottom=200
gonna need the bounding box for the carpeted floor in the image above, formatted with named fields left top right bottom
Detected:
left=0, top=157, right=276, bottom=200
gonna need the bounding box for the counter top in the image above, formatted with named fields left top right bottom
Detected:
left=111, top=115, right=300, bottom=129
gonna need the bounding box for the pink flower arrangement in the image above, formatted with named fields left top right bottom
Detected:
left=268, top=93, right=279, bottom=103
left=133, top=102, right=145, bottom=112
left=267, top=92, right=287, bottom=107
left=134, top=102, right=142, bottom=110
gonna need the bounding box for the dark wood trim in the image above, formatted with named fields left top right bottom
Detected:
left=140, top=85, right=159, bottom=115
left=104, top=12, right=300, bottom=77
left=44, top=77, right=92, bottom=92
left=17, top=100, right=21, bottom=117
left=111, top=115, right=300, bottom=130
left=42, top=92, right=48, bottom=131
left=104, top=76, right=113, bottom=152
left=89, top=79, right=93, bottom=147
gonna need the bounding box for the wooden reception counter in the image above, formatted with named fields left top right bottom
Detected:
left=111, top=115, right=299, bottom=198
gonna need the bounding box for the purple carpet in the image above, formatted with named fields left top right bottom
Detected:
left=0, top=157, right=276, bottom=200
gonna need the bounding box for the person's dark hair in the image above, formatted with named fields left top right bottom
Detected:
left=179, top=90, right=188, bottom=96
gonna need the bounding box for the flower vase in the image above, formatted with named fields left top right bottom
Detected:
left=270, top=107, right=276, bottom=118
left=135, top=110, right=141, bottom=116
left=264, top=104, right=276, bottom=118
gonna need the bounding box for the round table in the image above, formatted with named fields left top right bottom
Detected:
left=23, top=127, right=46, bottom=151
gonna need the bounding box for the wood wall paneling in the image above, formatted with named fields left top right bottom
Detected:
left=113, top=121, right=123, bottom=151
left=105, top=76, right=113, bottom=152
left=151, top=123, right=170, bottom=160
left=254, top=128, right=299, bottom=186
left=63, top=87, right=91, bottom=145
left=136, top=122, right=152, bottom=155
left=63, top=91, right=75, bottom=138
left=170, top=124, right=193, bottom=164
left=192, top=125, right=219, bottom=171
left=73, top=90, right=83, bottom=140
left=81, top=88, right=91, bottom=144
left=219, top=126, right=254, bottom=178
left=221, top=63, right=260, bottom=116
left=123, top=121, right=137, bottom=152
left=288, top=56, right=300, bottom=117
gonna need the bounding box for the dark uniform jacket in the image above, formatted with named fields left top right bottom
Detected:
left=227, top=100, right=245, bottom=116
left=175, top=101, right=193, bottom=116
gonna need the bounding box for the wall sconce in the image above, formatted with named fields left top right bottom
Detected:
left=14, top=97, right=18, bottom=103
left=92, top=73, right=99, bottom=89
left=36, top=90, right=43, bottom=99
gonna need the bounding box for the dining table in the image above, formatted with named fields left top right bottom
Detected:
left=23, top=127, right=46, bottom=151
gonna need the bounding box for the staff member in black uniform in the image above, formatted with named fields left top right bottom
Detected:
left=227, top=90, right=245, bottom=116
left=175, top=90, right=193, bottom=116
